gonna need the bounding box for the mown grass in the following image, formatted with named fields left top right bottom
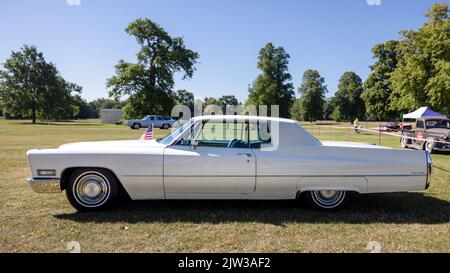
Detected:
left=0, top=119, right=449, bottom=253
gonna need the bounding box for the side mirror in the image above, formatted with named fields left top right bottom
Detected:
left=191, top=139, right=199, bottom=150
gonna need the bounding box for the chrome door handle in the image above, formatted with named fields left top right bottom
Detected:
left=238, top=153, right=252, bottom=157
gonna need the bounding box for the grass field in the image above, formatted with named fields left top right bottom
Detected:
left=0, top=119, right=449, bottom=253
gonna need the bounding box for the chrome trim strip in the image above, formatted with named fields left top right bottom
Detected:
left=256, top=174, right=427, bottom=177
left=161, top=174, right=426, bottom=178
left=26, top=178, right=61, bottom=193
left=122, top=175, right=163, bottom=177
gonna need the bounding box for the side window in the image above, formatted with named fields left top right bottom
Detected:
left=149, top=116, right=155, bottom=121
left=156, top=116, right=163, bottom=121
left=195, top=121, right=249, bottom=148
left=248, top=121, right=272, bottom=148
left=416, top=120, right=425, bottom=129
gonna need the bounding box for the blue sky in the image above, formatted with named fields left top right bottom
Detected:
left=0, top=0, right=442, bottom=102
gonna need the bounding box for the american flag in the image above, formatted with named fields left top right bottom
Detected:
left=141, top=124, right=153, bottom=140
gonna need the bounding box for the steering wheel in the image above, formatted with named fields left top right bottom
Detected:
left=227, top=139, right=239, bottom=148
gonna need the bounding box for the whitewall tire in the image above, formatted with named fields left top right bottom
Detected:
left=303, top=190, right=349, bottom=211
left=66, top=168, right=119, bottom=211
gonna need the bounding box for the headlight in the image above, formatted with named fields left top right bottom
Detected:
left=37, top=169, right=56, bottom=177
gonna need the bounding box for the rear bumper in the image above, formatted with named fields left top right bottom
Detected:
left=425, top=152, right=432, bottom=190
left=26, top=178, right=61, bottom=193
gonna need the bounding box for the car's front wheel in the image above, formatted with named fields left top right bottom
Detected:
left=66, top=168, right=119, bottom=211
left=131, top=123, right=141, bottom=130
left=302, top=190, right=349, bottom=211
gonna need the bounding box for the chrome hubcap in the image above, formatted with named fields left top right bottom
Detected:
left=312, top=190, right=346, bottom=209
left=74, top=173, right=109, bottom=206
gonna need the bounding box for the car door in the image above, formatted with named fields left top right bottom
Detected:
left=163, top=120, right=256, bottom=197
left=143, top=116, right=155, bottom=127
left=154, top=116, right=164, bottom=128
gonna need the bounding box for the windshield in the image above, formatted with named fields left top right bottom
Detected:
left=157, top=120, right=192, bottom=145
left=425, top=119, right=450, bottom=129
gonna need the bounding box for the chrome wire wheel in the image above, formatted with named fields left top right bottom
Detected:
left=73, top=172, right=110, bottom=208
left=311, top=190, right=346, bottom=209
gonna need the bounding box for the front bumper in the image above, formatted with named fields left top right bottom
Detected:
left=26, top=178, right=61, bottom=193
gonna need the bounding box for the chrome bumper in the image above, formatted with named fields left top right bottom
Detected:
left=425, top=152, right=432, bottom=190
left=26, top=178, right=61, bottom=193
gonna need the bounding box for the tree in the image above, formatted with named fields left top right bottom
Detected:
left=323, top=97, right=337, bottom=120
left=89, top=97, right=124, bottom=117
left=174, top=89, right=195, bottom=114
left=107, top=18, right=199, bottom=119
left=333, top=71, right=365, bottom=122
left=0, top=45, right=81, bottom=123
left=202, top=97, right=219, bottom=109
left=218, top=95, right=240, bottom=114
left=390, top=3, right=450, bottom=113
left=362, top=40, right=400, bottom=121
left=246, top=43, right=294, bottom=118
left=71, top=95, right=98, bottom=119
left=291, top=70, right=327, bottom=121
left=38, top=77, right=82, bottom=120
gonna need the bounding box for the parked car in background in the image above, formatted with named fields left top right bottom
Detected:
left=26, top=115, right=432, bottom=212
left=377, top=122, right=400, bottom=132
left=124, top=115, right=176, bottom=129
left=401, top=116, right=450, bottom=153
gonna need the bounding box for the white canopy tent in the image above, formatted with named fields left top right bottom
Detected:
left=403, top=107, right=447, bottom=120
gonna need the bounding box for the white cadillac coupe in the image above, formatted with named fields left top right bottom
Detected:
left=26, top=115, right=432, bottom=211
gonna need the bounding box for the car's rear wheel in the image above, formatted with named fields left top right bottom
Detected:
left=66, top=168, right=119, bottom=211
left=302, top=190, right=348, bottom=211
left=161, top=124, right=170, bottom=129
left=132, top=123, right=141, bottom=130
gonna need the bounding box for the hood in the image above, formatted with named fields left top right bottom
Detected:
left=321, top=141, right=392, bottom=150
left=58, top=140, right=166, bottom=150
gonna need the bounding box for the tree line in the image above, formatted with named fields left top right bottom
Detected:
left=253, top=3, right=449, bottom=122
left=0, top=3, right=448, bottom=123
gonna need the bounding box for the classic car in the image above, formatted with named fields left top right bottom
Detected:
left=401, top=116, right=450, bottom=153
left=26, top=115, right=432, bottom=212
left=124, top=115, right=176, bottom=129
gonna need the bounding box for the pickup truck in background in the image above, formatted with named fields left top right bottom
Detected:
left=401, top=116, right=450, bottom=153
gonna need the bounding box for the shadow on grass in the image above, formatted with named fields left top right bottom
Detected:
left=16, top=121, right=104, bottom=127
left=54, top=192, right=450, bottom=226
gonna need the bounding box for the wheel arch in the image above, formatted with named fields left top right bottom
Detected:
left=296, top=176, right=368, bottom=196
left=60, top=167, right=130, bottom=199
left=296, top=187, right=361, bottom=200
